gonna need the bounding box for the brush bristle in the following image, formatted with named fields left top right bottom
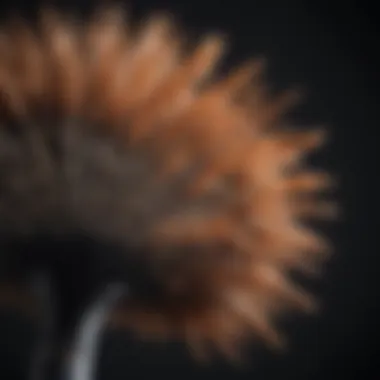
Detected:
left=0, top=7, right=335, bottom=360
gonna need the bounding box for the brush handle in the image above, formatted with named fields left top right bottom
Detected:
left=63, top=284, right=125, bottom=380
left=29, top=275, right=125, bottom=380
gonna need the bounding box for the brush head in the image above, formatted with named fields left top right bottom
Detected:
left=0, top=7, right=335, bottom=360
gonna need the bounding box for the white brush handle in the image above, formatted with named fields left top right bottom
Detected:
left=29, top=275, right=125, bottom=380
left=64, top=284, right=125, bottom=380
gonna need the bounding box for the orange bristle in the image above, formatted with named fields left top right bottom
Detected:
left=0, top=6, right=335, bottom=361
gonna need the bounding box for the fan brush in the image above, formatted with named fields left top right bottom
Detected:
left=0, top=6, right=336, bottom=379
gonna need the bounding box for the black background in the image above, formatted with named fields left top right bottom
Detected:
left=0, top=0, right=377, bottom=379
